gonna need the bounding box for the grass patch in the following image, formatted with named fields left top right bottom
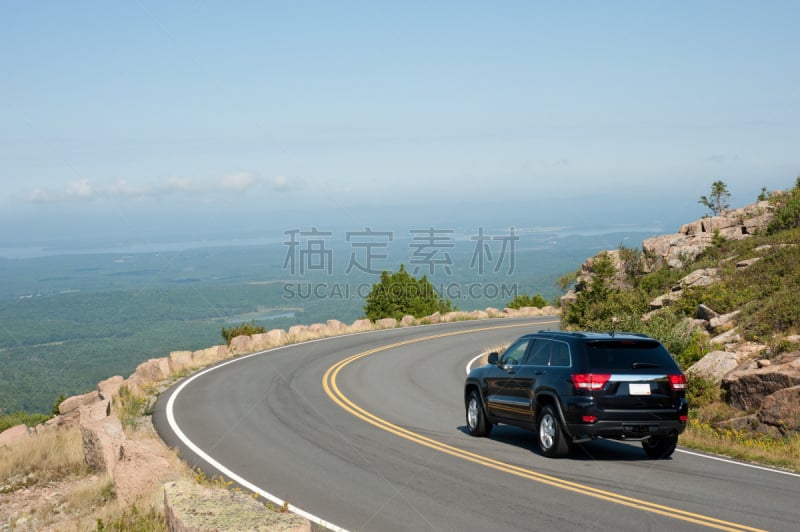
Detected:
left=682, top=419, right=800, bottom=472
left=0, top=426, right=88, bottom=485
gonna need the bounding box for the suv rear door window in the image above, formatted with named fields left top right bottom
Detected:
left=549, top=342, right=571, bottom=367
left=585, top=340, right=678, bottom=371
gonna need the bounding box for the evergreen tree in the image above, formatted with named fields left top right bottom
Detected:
left=363, top=264, right=452, bottom=320
left=698, top=180, right=731, bottom=216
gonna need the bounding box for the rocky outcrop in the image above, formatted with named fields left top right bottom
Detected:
left=758, top=386, right=800, bottom=433
left=642, top=200, right=774, bottom=270
left=562, top=197, right=800, bottom=434
left=687, top=351, right=748, bottom=384
left=722, top=355, right=800, bottom=411
left=0, top=424, right=29, bottom=446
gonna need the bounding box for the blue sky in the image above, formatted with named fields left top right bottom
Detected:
left=1, top=1, right=798, bottom=245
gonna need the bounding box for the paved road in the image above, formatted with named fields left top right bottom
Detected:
left=153, top=318, right=800, bottom=531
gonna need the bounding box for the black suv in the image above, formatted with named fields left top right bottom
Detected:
left=464, top=331, right=688, bottom=458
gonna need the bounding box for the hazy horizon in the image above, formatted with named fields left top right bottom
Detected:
left=3, top=2, right=798, bottom=251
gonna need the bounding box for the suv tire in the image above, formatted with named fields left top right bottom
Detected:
left=642, top=435, right=678, bottom=459
left=538, top=405, right=570, bottom=458
left=466, top=390, right=492, bottom=437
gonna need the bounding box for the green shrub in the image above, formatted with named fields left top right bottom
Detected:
left=768, top=177, right=800, bottom=233
left=0, top=411, right=50, bottom=432
left=115, top=385, right=148, bottom=429
left=507, top=293, right=548, bottom=309
left=221, top=321, right=266, bottom=346
left=363, top=264, right=452, bottom=320
left=686, top=375, right=720, bottom=409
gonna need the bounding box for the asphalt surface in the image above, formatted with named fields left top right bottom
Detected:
left=154, top=318, right=800, bottom=531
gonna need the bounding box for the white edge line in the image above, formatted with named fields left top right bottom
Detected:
left=166, top=339, right=349, bottom=532
left=466, top=352, right=486, bottom=375
left=675, top=448, right=800, bottom=477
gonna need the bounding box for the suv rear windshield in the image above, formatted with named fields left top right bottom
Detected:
left=585, top=340, right=678, bottom=371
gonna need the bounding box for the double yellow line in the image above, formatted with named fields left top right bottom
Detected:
left=322, top=324, right=764, bottom=532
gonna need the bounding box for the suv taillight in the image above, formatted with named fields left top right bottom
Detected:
left=669, top=374, right=687, bottom=391
left=572, top=373, right=611, bottom=391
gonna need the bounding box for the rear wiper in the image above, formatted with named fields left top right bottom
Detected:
left=631, top=362, right=660, bottom=369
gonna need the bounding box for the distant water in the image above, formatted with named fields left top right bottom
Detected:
left=0, top=222, right=671, bottom=260
left=0, top=235, right=285, bottom=260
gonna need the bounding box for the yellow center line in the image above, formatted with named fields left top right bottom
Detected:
left=322, top=322, right=765, bottom=532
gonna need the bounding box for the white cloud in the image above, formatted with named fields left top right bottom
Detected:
left=65, top=179, right=94, bottom=199
left=220, top=172, right=257, bottom=192
left=270, top=175, right=300, bottom=192
left=23, top=170, right=291, bottom=205
left=108, top=178, right=150, bottom=198
left=164, top=176, right=199, bottom=192
left=28, top=187, right=53, bottom=203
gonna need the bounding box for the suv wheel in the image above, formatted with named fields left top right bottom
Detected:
left=466, top=390, right=492, bottom=437
left=642, top=435, right=678, bottom=459
left=538, top=405, right=570, bottom=458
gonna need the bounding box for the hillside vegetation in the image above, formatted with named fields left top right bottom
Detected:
left=560, top=178, right=800, bottom=469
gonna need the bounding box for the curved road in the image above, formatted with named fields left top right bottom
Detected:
left=154, top=318, right=800, bottom=531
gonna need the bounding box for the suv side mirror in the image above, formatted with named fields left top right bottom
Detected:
left=487, top=352, right=499, bottom=365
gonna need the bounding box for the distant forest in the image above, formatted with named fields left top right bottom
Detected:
left=0, top=232, right=648, bottom=413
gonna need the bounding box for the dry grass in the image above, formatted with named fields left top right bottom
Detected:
left=0, top=426, right=87, bottom=487
left=682, top=402, right=800, bottom=473
left=1, top=425, right=169, bottom=531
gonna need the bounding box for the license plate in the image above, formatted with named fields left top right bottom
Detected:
left=629, top=383, right=651, bottom=396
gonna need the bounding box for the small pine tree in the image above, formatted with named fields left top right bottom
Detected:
left=698, top=180, right=731, bottom=216
left=363, top=264, right=452, bottom=320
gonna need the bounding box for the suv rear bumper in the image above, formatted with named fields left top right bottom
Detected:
left=565, top=419, right=686, bottom=440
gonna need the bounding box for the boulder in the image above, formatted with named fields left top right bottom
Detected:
left=349, top=319, right=373, bottom=332
left=710, top=328, right=741, bottom=346
left=758, top=386, right=800, bottom=433
left=468, top=310, right=489, bottom=320
left=560, top=291, right=578, bottom=308
left=169, top=350, right=194, bottom=373
left=736, top=257, right=761, bottom=269
left=192, top=345, right=231, bottom=367
left=308, top=323, right=327, bottom=336
left=230, top=334, right=255, bottom=354
left=678, top=268, right=719, bottom=289
left=485, top=307, right=503, bottom=318
left=80, top=414, right=125, bottom=474
left=326, top=319, right=347, bottom=332
left=249, top=333, right=275, bottom=352
left=0, top=424, right=30, bottom=446
left=133, top=357, right=172, bottom=387
left=59, top=391, right=101, bottom=416
left=709, top=310, right=741, bottom=333
left=696, top=304, right=719, bottom=321
left=375, top=318, right=397, bottom=329
left=114, top=438, right=177, bottom=505
left=722, top=355, right=800, bottom=410
left=687, top=350, right=745, bottom=383
left=426, top=312, right=442, bottom=324
left=400, top=315, right=417, bottom=326
left=264, top=328, right=288, bottom=346
left=443, top=311, right=468, bottom=321
left=97, top=375, right=125, bottom=401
